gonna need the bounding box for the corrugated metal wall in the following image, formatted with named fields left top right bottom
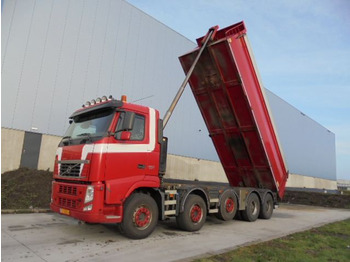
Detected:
left=265, top=89, right=336, bottom=180
left=1, top=0, right=216, bottom=163
left=2, top=0, right=336, bottom=180
left=1, top=0, right=196, bottom=133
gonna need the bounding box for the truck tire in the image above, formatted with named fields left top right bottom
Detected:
left=216, top=190, right=237, bottom=221
left=259, top=193, right=273, bottom=219
left=118, top=193, right=158, bottom=239
left=242, top=192, right=260, bottom=222
left=176, top=194, right=207, bottom=232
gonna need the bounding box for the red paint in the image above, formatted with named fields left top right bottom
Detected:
left=50, top=101, right=161, bottom=223
left=134, top=207, right=151, bottom=228
left=225, top=198, right=235, bottom=213
left=179, top=21, right=288, bottom=198
left=190, top=205, right=203, bottom=223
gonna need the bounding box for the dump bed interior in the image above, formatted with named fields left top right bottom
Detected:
left=179, top=21, right=288, bottom=198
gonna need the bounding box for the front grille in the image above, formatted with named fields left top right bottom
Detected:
left=60, top=163, right=81, bottom=177
left=59, top=197, right=77, bottom=209
left=59, top=185, right=77, bottom=195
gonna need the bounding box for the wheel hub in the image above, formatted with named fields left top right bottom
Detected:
left=225, top=198, right=235, bottom=213
left=190, top=204, right=202, bottom=223
left=134, top=206, right=151, bottom=228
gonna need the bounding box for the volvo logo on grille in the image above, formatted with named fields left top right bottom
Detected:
left=66, top=166, right=73, bottom=174
left=60, top=162, right=81, bottom=177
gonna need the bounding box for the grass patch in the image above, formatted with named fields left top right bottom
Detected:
left=195, top=219, right=350, bottom=262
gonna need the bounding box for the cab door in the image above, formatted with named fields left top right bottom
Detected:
left=104, top=109, right=151, bottom=204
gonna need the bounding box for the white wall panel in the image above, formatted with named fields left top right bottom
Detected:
left=30, top=0, right=71, bottom=134
left=265, top=89, right=336, bottom=180
left=47, top=0, right=79, bottom=135
left=1, top=0, right=16, bottom=65
left=2, top=0, right=36, bottom=128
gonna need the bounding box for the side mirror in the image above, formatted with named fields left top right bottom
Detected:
left=120, top=131, right=131, bottom=141
left=122, top=111, right=135, bottom=131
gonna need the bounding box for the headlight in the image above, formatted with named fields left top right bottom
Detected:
left=84, top=186, right=94, bottom=203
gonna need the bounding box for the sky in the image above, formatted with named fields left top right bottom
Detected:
left=127, top=0, right=350, bottom=180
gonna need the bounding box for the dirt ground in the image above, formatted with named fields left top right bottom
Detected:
left=1, top=168, right=350, bottom=210
left=1, top=168, right=52, bottom=209
left=281, top=190, right=350, bottom=209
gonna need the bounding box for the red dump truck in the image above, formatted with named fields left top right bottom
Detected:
left=50, top=21, right=288, bottom=239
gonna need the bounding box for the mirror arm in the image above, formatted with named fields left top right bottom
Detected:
left=108, top=131, right=116, bottom=137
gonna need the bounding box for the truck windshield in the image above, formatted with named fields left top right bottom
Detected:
left=64, top=108, right=115, bottom=140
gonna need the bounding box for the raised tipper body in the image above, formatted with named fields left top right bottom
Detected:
left=179, top=21, right=288, bottom=199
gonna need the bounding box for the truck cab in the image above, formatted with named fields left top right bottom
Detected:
left=50, top=96, right=163, bottom=224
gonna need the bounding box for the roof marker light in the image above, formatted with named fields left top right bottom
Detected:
left=101, top=96, right=107, bottom=102
left=85, top=101, right=91, bottom=107
left=96, top=97, right=102, bottom=103
left=108, top=95, right=113, bottom=100
left=121, top=95, right=127, bottom=103
left=91, top=99, right=96, bottom=105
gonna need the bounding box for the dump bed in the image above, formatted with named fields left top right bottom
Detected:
left=179, top=21, right=288, bottom=198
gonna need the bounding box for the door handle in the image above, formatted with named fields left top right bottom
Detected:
left=138, top=164, right=146, bottom=169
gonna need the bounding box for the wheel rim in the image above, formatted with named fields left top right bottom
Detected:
left=251, top=201, right=258, bottom=216
left=133, top=206, right=152, bottom=229
left=190, top=204, right=203, bottom=223
left=266, top=199, right=272, bottom=213
left=225, top=198, right=235, bottom=213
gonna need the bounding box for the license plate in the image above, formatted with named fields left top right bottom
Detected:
left=60, top=208, right=70, bottom=216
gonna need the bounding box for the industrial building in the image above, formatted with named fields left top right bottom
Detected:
left=1, top=0, right=337, bottom=190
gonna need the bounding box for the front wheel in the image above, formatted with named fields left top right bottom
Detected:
left=118, top=193, right=158, bottom=239
left=176, top=194, right=207, bottom=232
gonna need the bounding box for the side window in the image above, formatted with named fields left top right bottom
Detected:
left=115, top=112, right=145, bottom=141
left=130, top=115, right=145, bottom=140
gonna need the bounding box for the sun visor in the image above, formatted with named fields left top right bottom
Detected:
left=70, top=100, right=123, bottom=118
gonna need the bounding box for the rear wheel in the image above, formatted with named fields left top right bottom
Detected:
left=118, top=193, right=158, bottom=239
left=176, top=194, right=207, bottom=232
left=216, top=190, right=238, bottom=221
left=259, top=193, right=274, bottom=219
left=242, top=193, right=260, bottom=222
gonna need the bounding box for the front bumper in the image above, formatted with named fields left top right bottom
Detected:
left=50, top=181, right=122, bottom=223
